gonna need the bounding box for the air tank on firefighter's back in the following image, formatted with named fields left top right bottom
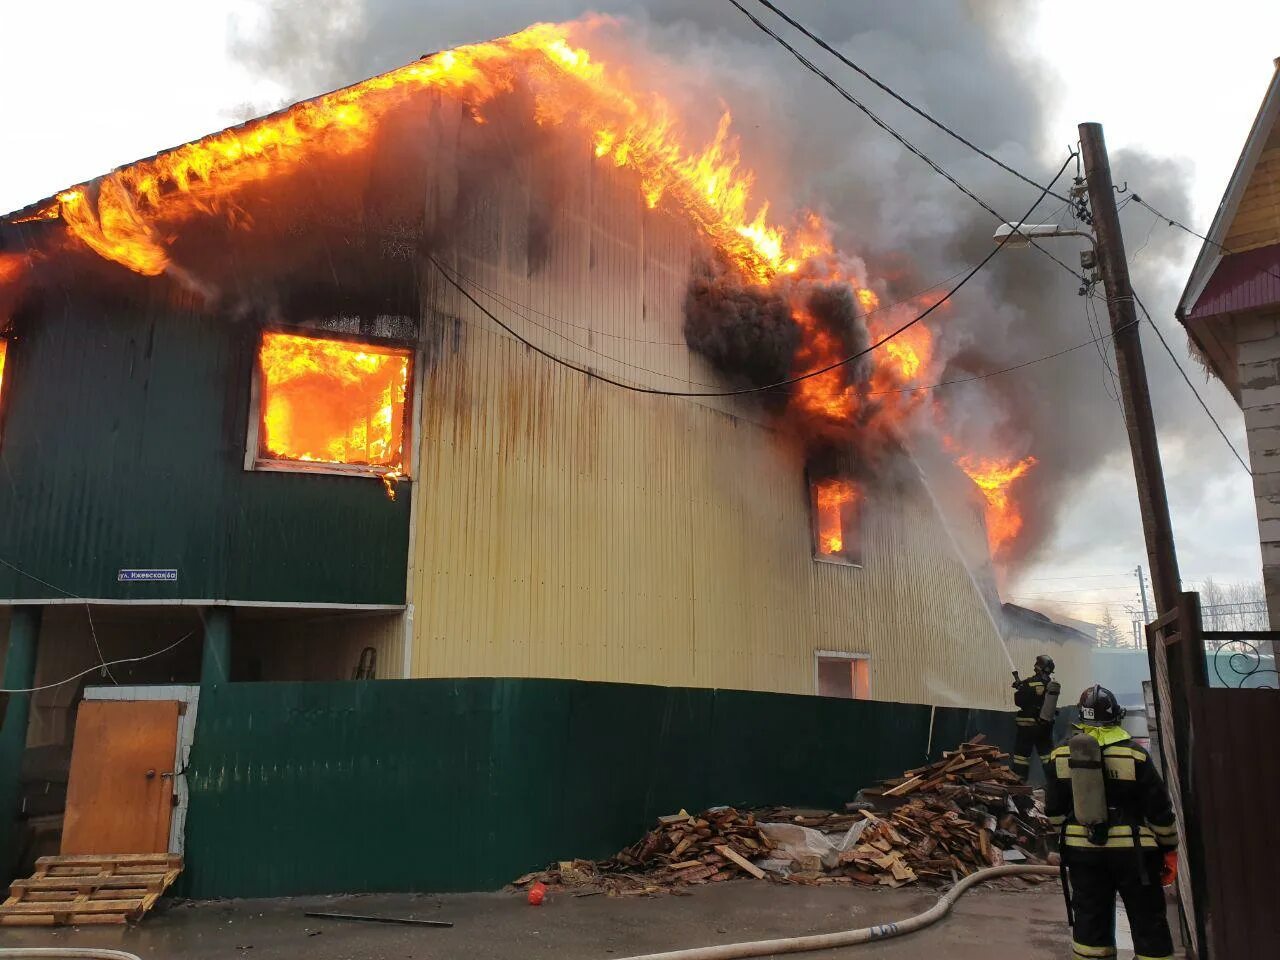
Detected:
left=1039, top=680, right=1061, bottom=723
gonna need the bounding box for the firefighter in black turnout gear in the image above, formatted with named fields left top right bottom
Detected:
left=1011, top=654, right=1057, bottom=782
left=1046, top=685, right=1179, bottom=960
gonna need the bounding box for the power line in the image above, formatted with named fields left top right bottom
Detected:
left=430, top=152, right=1073, bottom=400
left=447, top=258, right=1133, bottom=404
left=742, top=0, right=1075, bottom=207
left=0, top=555, right=118, bottom=682
left=0, top=632, right=196, bottom=694
left=725, top=0, right=1087, bottom=286
left=1025, top=573, right=1147, bottom=582
left=445, top=259, right=972, bottom=345
left=1128, top=194, right=1280, bottom=285
left=864, top=318, right=1137, bottom=398
left=1131, top=290, right=1252, bottom=475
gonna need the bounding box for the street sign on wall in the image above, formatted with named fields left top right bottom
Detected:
left=117, top=569, right=178, bottom=583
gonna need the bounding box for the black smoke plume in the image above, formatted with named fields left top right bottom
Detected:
left=229, top=0, right=1209, bottom=574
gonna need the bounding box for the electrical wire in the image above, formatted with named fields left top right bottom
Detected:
left=1083, top=288, right=1122, bottom=403
left=742, top=0, right=1074, bottom=206
left=447, top=261, right=976, bottom=346
left=1129, top=194, right=1280, bottom=285
left=1131, top=290, right=1253, bottom=475
left=431, top=153, right=1073, bottom=399
left=864, top=318, right=1137, bottom=398
left=727, top=0, right=1087, bottom=285
left=0, top=632, right=196, bottom=694
left=0, top=556, right=118, bottom=683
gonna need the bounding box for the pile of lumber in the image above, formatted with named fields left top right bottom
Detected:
left=824, top=736, right=1051, bottom=887
left=512, top=738, right=1053, bottom=896
left=860, top=736, right=1032, bottom=804
left=515, top=807, right=774, bottom=897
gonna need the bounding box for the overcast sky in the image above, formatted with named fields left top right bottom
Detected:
left=2, top=0, right=1276, bottom=627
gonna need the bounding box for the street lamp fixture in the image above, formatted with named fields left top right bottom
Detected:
left=992, top=222, right=1095, bottom=247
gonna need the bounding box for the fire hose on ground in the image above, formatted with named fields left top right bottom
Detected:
left=0, top=867, right=1060, bottom=960
left=615, top=863, right=1060, bottom=960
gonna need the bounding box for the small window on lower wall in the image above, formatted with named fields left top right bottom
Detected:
left=816, top=652, right=870, bottom=699
left=810, top=475, right=862, bottom=565
left=247, top=330, right=413, bottom=478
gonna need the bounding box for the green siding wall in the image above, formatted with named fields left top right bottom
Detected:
left=183, top=678, right=1017, bottom=898
left=0, top=294, right=410, bottom=603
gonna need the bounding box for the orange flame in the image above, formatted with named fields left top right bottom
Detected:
left=790, top=304, right=857, bottom=426
left=955, top=453, right=1037, bottom=556
left=815, top=477, right=859, bottom=555
left=30, top=22, right=812, bottom=286
left=10, top=19, right=1037, bottom=557
left=0, top=340, right=7, bottom=400
left=0, top=253, right=27, bottom=286
left=258, top=332, right=410, bottom=473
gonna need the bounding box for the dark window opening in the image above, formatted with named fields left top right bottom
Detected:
left=816, top=653, right=870, bottom=699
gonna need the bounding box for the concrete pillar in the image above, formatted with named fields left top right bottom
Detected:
left=201, top=607, right=232, bottom=691
left=0, top=606, right=43, bottom=880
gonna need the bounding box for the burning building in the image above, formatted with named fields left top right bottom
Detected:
left=0, top=21, right=1089, bottom=893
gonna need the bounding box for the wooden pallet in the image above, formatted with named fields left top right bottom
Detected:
left=0, top=853, right=183, bottom=926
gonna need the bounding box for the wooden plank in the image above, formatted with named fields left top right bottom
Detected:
left=12, top=874, right=168, bottom=892
left=882, top=775, right=923, bottom=797
left=38, top=853, right=181, bottom=867
left=1, top=912, right=130, bottom=927
left=1, top=899, right=145, bottom=915
left=17, top=890, right=148, bottom=904
left=715, top=846, right=765, bottom=880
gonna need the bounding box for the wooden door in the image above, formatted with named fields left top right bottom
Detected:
left=61, top=700, right=180, bottom=855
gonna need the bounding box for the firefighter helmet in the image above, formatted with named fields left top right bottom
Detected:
left=1077, top=684, right=1124, bottom=725
left=1034, top=654, right=1056, bottom=675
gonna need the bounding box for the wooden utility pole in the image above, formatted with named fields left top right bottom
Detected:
left=1079, top=123, right=1182, bottom=617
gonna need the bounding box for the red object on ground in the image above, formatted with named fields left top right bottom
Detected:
left=1161, top=850, right=1178, bottom=887
left=527, top=882, right=547, bottom=905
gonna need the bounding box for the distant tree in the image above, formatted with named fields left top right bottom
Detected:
left=1200, top=578, right=1268, bottom=632
left=1095, top=608, right=1123, bottom=648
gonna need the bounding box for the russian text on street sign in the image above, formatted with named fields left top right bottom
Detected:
left=117, top=569, right=178, bottom=583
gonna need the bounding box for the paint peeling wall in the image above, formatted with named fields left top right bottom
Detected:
left=405, top=99, right=1018, bottom=710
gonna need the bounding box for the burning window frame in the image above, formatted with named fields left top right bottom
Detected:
left=815, top=651, right=871, bottom=700
left=244, top=327, right=418, bottom=480
left=807, top=471, right=862, bottom=567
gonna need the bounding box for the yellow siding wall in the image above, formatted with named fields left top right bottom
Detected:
left=405, top=101, right=1021, bottom=709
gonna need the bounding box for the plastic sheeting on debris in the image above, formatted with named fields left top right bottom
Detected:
left=758, top=819, right=871, bottom=872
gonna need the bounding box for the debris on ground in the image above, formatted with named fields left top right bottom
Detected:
left=512, top=737, right=1054, bottom=896
left=514, top=807, right=775, bottom=897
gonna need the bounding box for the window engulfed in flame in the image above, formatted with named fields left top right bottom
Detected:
left=812, top=477, right=860, bottom=562
left=955, top=453, right=1037, bottom=557
left=257, top=332, right=410, bottom=473
left=0, top=340, right=8, bottom=401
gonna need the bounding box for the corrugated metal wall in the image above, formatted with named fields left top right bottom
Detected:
left=182, top=676, right=1017, bottom=897
left=406, top=99, right=1016, bottom=709
left=0, top=293, right=411, bottom=604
